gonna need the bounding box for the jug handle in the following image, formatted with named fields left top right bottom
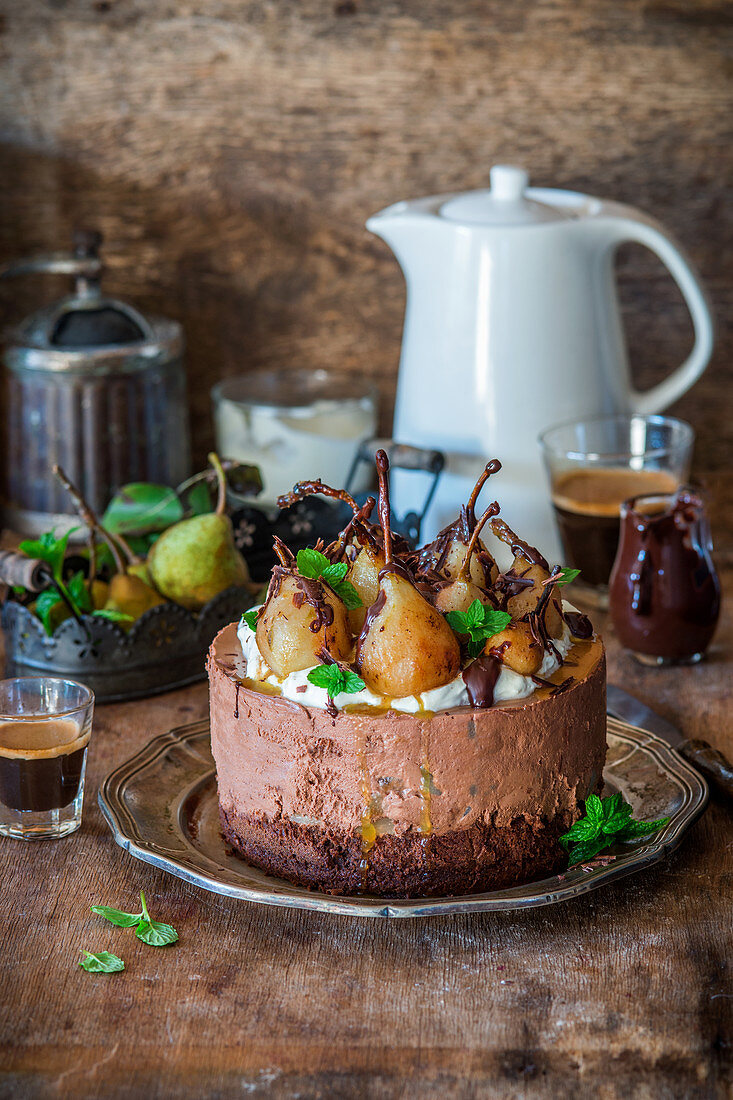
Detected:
left=596, top=210, right=714, bottom=414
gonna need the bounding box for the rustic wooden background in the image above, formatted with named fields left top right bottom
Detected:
left=0, top=0, right=731, bottom=472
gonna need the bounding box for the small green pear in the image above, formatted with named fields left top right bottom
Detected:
left=148, top=454, right=249, bottom=611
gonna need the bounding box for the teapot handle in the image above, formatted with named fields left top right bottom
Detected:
left=599, top=211, right=714, bottom=414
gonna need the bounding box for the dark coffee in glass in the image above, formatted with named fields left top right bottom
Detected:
left=0, top=719, right=89, bottom=813
left=540, top=416, right=694, bottom=607
left=0, top=678, right=94, bottom=840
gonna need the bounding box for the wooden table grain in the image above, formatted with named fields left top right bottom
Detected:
left=1, top=485, right=731, bottom=1099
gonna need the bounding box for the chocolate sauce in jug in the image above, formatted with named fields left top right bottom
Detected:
left=609, top=489, right=720, bottom=661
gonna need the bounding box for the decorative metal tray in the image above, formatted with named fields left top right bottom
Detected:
left=2, top=587, right=252, bottom=703
left=98, top=717, right=708, bottom=918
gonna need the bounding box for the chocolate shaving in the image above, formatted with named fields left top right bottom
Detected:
left=562, top=610, right=593, bottom=639
left=293, top=576, right=335, bottom=633
left=272, top=535, right=296, bottom=568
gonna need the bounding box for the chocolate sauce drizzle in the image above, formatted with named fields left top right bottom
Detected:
left=526, top=579, right=562, bottom=664
left=462, top=654, right=503, bottom=708
left=490, top=517, right=550, bottom=572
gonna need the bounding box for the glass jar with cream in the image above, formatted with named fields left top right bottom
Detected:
left=212, top=370, right=377, bottom=505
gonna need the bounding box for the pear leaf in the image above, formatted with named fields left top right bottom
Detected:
left=103, top=483, right=184, bottom=537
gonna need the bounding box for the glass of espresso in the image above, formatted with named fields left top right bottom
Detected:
left=539, top=415, right=694, bottom=607
left=0, top=678, right=94, bottom=840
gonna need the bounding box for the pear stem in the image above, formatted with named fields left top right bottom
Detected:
left=207, top=453, right=228, bottom=517
left=465, top=459, right=502, bottom=528
left=375, top=449, right=392, bottom=565
left=458, top=501, right=500, bottom=581
left=52, top=464, right=134, bottom=574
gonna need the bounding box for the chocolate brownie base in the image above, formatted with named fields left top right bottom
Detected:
left=220, top=803, right=578, bottom=898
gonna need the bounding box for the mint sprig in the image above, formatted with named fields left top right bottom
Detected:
left=241, top=608, right=259, bottom=631
left=445, top=600, right=512, bottom=658
left=560, top=792, right=670, bottom=866
left=91, top=890, right=178, bottom=947
left=296, top=548, right=362, bottom=610
left=79, top=950, right=125, bottom=974
left=307, top=664, right=366, bottom=701
left=18, top=535, right=133, bottom=634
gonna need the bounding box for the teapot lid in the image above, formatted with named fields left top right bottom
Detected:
left=440, top=165, right=572, bottom=227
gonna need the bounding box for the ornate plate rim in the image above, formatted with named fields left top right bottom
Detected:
left=98, top=717, right=708, bottom=918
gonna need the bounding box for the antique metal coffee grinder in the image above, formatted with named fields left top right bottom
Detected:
left=0, top=230, right=191, bottom=534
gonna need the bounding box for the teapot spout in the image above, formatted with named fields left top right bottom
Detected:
left=366, top=201, right=442, bottom=269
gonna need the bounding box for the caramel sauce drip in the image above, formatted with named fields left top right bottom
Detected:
left=358, top=727, right=377, bottom=893
left=236, top=676, right=281, bottom=697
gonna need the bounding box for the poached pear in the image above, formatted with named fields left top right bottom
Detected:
left=417, top=459, right=501, bottom=587
left=356, top=450, right=460, bottom=698
left=256, top=570, right=351, bottom=677
left=149, top=453, right=249, bottom=611
left=433, top=501, right=500, bottom=616
left=490, top=518, right=563, bottom=638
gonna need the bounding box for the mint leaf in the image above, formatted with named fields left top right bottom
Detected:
left=584, top=793, right=604, bottom=828
left=67, top=571, right=93, bottom=614
left=295, top=549, right=362, bottom=609
left=307, top=664, right=366, bottom=700
left=241, top=609, right=259, bottom=631
left=445, top=601, right=511, bottom=658
left=79, top=950, right=125, bottom=973
left=136, top=920, right=179, bottom=947
left=559, top=817, right=602, bottom=849
left=19, top=528, right=78, bottom=583
left=566, top=835, right=613, bottom=867
left=136, top=890, right=178, bottom=947
left=90, top=905, right=142, bottom=928
left=92, top=609, right=134, bottom=624
left=35, top=589, right=64, bottom=635
left=321, top=562, right=348, bottom=585
left=296, top=548, right=331, bottom=579
left=327, top=578, right=362, bottom=610
left=555, top=568, right=581, bottom=587
left=617, top=816, right=670, bottom=840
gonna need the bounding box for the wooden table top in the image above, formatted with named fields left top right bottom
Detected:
left=2, top=481, right=731, bottom=1099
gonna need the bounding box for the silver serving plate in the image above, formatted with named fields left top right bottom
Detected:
left=99, top=717, right=708, bottom=918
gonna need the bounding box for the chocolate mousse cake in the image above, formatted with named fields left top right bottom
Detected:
left=208, top=454, right=606, bottom=898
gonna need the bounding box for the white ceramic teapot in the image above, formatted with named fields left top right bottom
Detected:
left=367, top=165, right=714, bottom=557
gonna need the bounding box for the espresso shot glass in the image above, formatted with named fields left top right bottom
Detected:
left=539, top=415, right=694, bottom=608
left=0, top=678, right=94, bottom=840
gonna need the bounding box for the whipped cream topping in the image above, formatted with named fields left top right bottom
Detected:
left=236, top=608, right=576, bottom=714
